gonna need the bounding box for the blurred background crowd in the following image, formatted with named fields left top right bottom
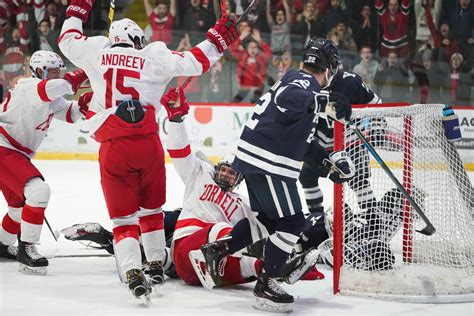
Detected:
left=0, top=0, right=473, bottom=105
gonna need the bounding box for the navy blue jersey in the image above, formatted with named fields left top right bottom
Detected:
left=233, top=69, right=326, bottom=181
left=316, top=70, right=381, bottom=150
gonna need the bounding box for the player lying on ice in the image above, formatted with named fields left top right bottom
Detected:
left=0, top=50, right=91, bottom=275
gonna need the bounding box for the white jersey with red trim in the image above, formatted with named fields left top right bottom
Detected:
left=166, top=121, right=256, bottom=242
left=58, top=17, right=222, bottom=137
left=0, top=77, right=82, bottom=158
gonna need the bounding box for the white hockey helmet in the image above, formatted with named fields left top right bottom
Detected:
left=29, top=50, right=65, bottom=79
left=109, top=18, right=146, bottom=49
left=214, top=154, right=243, bottom=192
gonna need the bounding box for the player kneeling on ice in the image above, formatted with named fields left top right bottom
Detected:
left=58, top=0, right=238, bottom=303
left=159, top=87, right=323, bottom=291
left=0, top=50, right=91, bottom=275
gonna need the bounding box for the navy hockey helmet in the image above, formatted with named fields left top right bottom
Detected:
left=303, top=38, right=340, bottom=85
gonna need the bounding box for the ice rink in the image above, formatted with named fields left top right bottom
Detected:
left=1, top=160, right=473, bottom=316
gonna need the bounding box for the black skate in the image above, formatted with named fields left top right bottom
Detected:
left=17, top=241, right=48, bottom=275
left=200, top=236, right=231, bottom=288
left=0, top=241, right=17, bottom=260
left=144, top=260, right=164, bottom=286
left=279, top=248, right=321, bottom=284
left=126, top=268, right=152, bottom=306
left=253, top=272, right=294, bottom=312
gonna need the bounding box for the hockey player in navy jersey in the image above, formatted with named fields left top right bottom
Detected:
left=197, top=38, right=354, bottom=312
left=299, top=38, right=383, bottom=244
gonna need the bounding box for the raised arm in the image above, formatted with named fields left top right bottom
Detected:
left=266, top=0, right=273, bottom=27
left=282, top=0, right=292, bottom=26
left=143, top=0, right=153, bottom=17
left=169, top=0, right=177, bottom=18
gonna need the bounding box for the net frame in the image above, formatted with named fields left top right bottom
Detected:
left=332, top=103, right=474, bottom=303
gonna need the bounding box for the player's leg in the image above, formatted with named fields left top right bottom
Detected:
left=137, top=133, right=167, bottom=286
left=245, top=173, right=305, bottom=312
left=99, top=139, right=150, bottom=299
left=0, top=147, right=49, bottom=274
left=347, top=144, right=377, bottom=212
left=0, top=183, right=23, bottom=260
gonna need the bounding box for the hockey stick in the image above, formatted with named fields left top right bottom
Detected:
left=181, top=0, right=257, bottom=90
left=347, top=122, right=436, bottom=236
left=44, top=217, right=60, bottom=241
left=108, top=0, right=116, bottom=27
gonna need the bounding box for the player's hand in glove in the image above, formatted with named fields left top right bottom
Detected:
left=78, top=91, right=93, bottom=117
left=160, top=87, right=190, bottom=122
left=323, top=151, right=355, bottom=183
left=207, top=15, right=239, bottom=53
left=328, top=92, right=352, bottom=122
left=64, top=68, right=88, bottom=93
left=66, top=0, right=95, bottom=22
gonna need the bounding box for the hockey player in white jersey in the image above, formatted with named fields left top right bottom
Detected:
left=0, top=50, right=91, bottom=274
left=162, top=87, right=321, bottom=288
left=58, top=0, right=239, bottom=300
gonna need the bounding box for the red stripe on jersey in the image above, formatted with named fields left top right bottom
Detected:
left=189, top=47, right=210, bottom=73
left=216, top=227, right=232, bottom=240
left=57, top=29, right=84, bottom=44
left=2, top=213, right=20, bottom=234
left=167, top=145, right=191, bottom=158
left=22, top=205, right=46, bottom=225
left=139, top=212, right=164, bottom=233
left=112, top=225, right=139, bottom=243
left=2, top=92, right=11, bottom=112
left=66, top=103, right=73, bottom=123
left=37, top=80, right=51, bottom=102
left=86, top=110, right=96, bottom=119
left=175, top=218, right=213, bottom=229
left=0, top=127, right=34, bottom=155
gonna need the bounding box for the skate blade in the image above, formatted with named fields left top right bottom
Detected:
left=18, top=263, right=47, bottom=276
left=253, top=297, right=293, bottom=313
left=188, top=250, right=216, bottom=290
left=287, top=249, right=321, bottom=284
left=141, top=293, right=151, bottom=307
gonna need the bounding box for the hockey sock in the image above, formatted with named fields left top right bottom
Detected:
left=239, top=255, right=259, bottom=279
left=20, top=205, right=45, bottom=243
left=0, top=207, right=21, bottom=245
left=113, top=224, right=142, bottom=273
left=139, top=208, right=166, bottom=262
left=227, top=218, right=254, bottom=254
left=264, top=232, right=300, bottom=278
left=299, top=168, right=324, bottom=213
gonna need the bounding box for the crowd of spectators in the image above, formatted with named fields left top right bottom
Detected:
left=0, top=0, right=473, bottom=105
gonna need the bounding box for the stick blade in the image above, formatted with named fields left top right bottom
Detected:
left=416, top=225, right=436, bottom=236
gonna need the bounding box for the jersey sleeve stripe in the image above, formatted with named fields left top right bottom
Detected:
left=168, top=144, right=191, bottom=158
left=0, top=127, right=34, bottom=155
left=2, top=92, right=11, bottom=112
left=37, top=80, right=51, bottom=102
left=189, top=47, right=210, bottom=73
left=66, top=103, right=74, bottom=123
left=57, top=28, right=84, bottom=44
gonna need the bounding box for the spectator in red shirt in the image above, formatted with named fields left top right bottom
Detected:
left=375, top=0, right=411, bottom=57
left=144, top=0, right=177, bottom=45
left=230, top=28, right=272, bottom=103
left=449, top=53, right=473, bottom=105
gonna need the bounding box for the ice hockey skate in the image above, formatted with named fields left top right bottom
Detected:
left=144, top=260, right=164, bottom=287
left=199, top=236, right=231, bottom=288
left=0, top=242, right=17, bottom=260
left=126, top=268, right=152, bottom=306
left=61, top=222, right=114, bottom=253
left=17, top=240, right=48, bottom=275
left=253, top=272, right=294, bottom=312
left=279, top=248, right=321, bottom=284
left=188, top=250, right=217, bottom=290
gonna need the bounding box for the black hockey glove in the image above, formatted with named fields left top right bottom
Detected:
left=322, top=151, right=355, bottom=184
left=328, top=92, right=352, bottom=122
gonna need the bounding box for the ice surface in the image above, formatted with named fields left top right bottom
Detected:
left=1, top=160, right=472, bottom=315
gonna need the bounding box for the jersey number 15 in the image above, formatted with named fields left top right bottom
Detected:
left=103, top=68, right=141, bottom=108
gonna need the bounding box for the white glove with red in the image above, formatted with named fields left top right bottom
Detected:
left=160, top=87, right=190, bottom=122
left=78, top=91, right=92, bottom=117
left=206, top=15, right=239, bottom=53
left=66, top=0, right=95, bottom=22
left=64, top=69, right=88, bottom=94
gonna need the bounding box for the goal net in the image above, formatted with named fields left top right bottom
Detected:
left=332, top=103, right=474, bottom=303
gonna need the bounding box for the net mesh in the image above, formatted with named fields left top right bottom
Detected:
left=337, top=104, right=474, bottom=302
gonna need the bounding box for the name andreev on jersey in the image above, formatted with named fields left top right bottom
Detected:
left=198, top=183, right=242, bottom=220
left=100, top=53, right=145, bottom=70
